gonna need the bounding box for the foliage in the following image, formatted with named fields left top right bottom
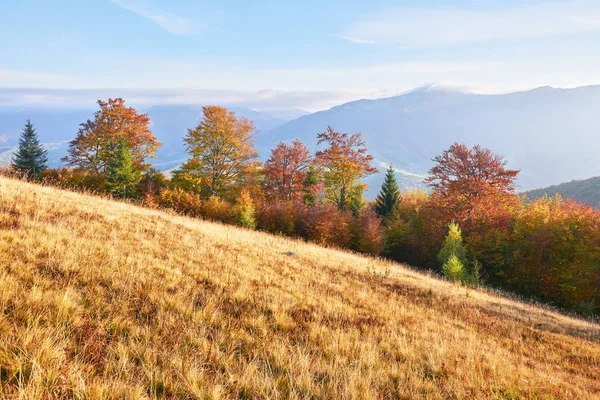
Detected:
left=426, top=142, right=519, bottom=224
left=11, top=119, right=48, bottom=179
left=104, top=141, right=142, bottom=198
left=356, top=208, right=385, bottom=255
left=442, top=254, right=465, bottom=282
left=175, top=106, right=260, bottom=200
left=315, top=126, right=377, bottom=210
left=438, top=222, right=468, bottom=269
left=236, top=189, right=257, bottom=229
left=63, top=98, right=160, bottom=173
left=374, top=165, right=401, bottom=220
left=257, top=200, right=297, bottom=236
left=302, top=164, right=322, bottom=207
left=158, top=187, right=203, bottom=216
left=263, top=140, right=312, bottom=201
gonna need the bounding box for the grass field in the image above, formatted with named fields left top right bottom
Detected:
left=1, top=176, right=599, bottom=399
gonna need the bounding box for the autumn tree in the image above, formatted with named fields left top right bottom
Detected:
left=63, top=98, right=160, bottom=173
left=425, top=143, right=519, bottom=222
left=375, top=165, right=401, bottom=220
left=11, top=119, right=48, bottom=179
left=174, top=106, right=259, bottom=200
left=263, top=139, right=312, bottom=200
left=315, top=126, right=377, bottom=211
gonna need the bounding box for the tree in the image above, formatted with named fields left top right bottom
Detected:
left=263, top=139, right=312, bottom=200
left=375, top=165, right=401, bottom=219
left=104, top=140, right=142, bottom=198
left=175, top=106, right=259, bottom=200
left=425, top=143, right=519, bottom=222
left=63, top=98, right=160, bottom=173
left=11, top=119, right=48, bottom=179
left=236, top=190, right=257, bottom=229
left=302, top=165, right=322, bottom=207
left=438, top=222, right=468, bottom=282
left=315, top=126, right=377, bottom=210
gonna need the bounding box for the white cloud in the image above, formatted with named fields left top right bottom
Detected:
left=342, top=1, right=600, bottom=47
left=111, top=0, right=206, bottom=36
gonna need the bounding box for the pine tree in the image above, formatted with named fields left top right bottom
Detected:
left=438, top=222, right=468, bottom=266
left=236, top=190, right=257, bottom=229
left=442, top=254, right=465, bottom=282
left=105, top=140, right=142, bottom=198
left=302, top=165, right=319, bottom=207
left=374, top=165, right=401, bottom=219
left=11, top=119, right=48, bottom=179
left=438, top=222, right=470, bottom=283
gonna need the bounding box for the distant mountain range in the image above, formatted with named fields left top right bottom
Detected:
left=524, top=176, right=600, bottom=209
left=2, top=84, right=600, bottom=197
left=264, top=85, right=600, bottom=194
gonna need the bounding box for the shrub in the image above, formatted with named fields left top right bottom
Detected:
left=356, top=208, right=384, bottom=255
left=158, top=188, right=203, bottom=216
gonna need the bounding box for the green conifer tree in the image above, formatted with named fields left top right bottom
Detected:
left=236, top=190, right=257, bottom=229
left=302, top=165, right=319, bottom=206
left=105, top=140, right=142, bottom=198
left=438, top=222, right=469, bottom=282
left=374, top=165, right=401, bottom=219
left=442, top=254, right=465, bottom=282
left=11, top=119, right=48, bottom=179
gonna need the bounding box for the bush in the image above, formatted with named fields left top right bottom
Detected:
left=356, top=208, right=384, bottom=255
left=159, top=188, right=203, bottom=216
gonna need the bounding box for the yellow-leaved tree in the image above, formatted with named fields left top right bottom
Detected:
left=173, top=106, right=260, bottom=200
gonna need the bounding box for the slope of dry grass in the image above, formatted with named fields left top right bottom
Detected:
left=1, top=176, right=599, bottom=399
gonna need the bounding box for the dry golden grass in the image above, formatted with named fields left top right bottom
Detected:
left=1, top=176, right=599, bottom=399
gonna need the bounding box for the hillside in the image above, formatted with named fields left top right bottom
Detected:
left=525, top=176, right=600, bottom=209
left=1, top=178, right=600, bottom=399
left=263, top=85, right=600, bottom=194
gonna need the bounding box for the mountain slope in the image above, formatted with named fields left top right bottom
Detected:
left=1, top=177, right=599, bottom=399
left=262, top=85, right=600, bottom=193
left=525, top=175, right=600, bottom=209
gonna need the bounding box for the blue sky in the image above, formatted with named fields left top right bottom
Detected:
left=1, top=0, right=600, bottom=111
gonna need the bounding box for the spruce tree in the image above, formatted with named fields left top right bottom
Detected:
left=236, top=190, right=257, bottom=229
left=11, top=119, right=48, bottom=179
left=302, top=165, right=319, bottom=206
left=105, top=140, right=142, bottom=198
left=374, top=165, right=400, bottom=218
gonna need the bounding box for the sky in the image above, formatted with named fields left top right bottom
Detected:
left=1, top=0, right=600, bottom=111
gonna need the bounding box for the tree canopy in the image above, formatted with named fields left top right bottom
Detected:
left=63, top=98, right=160, bottom=173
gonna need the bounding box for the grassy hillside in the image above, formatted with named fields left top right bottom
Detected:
left=525, top=176, right=600, bottom=209
left=1, top=177, right=599, bottom=399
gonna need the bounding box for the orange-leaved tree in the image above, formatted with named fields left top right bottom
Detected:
left=174, top=106, right=260, bottom=200
left=315, top=126, right=377, bottom=211
left=425, top=142, right=519, bottom=223
left=263, top=139, right=312, bottom=201
left=62, top=98, right=160, bottom=173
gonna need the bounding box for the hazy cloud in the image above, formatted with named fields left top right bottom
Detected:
left=111, top=0, right=207, bottom=36
left=342, top=1, right=600, bottom=47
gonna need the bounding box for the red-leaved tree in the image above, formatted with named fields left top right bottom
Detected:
left=263, top=140, right=312, bottom=201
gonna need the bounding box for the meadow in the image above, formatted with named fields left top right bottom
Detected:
left=1, top=176, right=599, bottom=399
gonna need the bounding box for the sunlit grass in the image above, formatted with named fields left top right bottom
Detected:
left=1, top=176, right=599, bottom=399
